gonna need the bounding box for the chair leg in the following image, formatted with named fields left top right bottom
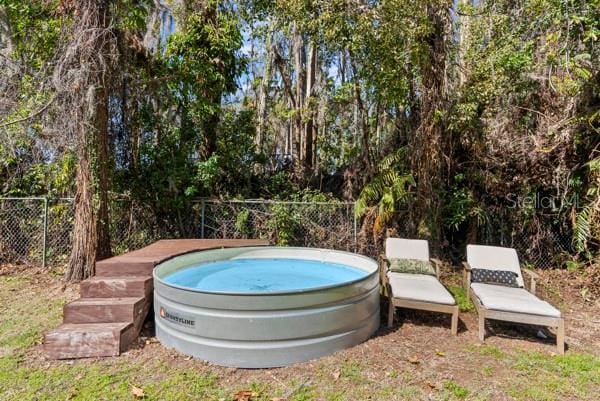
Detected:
left=478, top=312, right=486, bottom=341
left=388, top=298, right=395, bottom=328
left=451, top=308, right=459, bottom=336
left=556, top=318, right=565, bottom=354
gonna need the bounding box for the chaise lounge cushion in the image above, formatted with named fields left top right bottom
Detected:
left=466, top=245, right=525, bottom=287
left=385, top=238, right=430, bottom=261
left=388, top=273, right=456, bottom=305
left=471, top=283, right=561, bottom=317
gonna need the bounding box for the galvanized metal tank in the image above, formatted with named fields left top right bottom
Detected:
left=153, top=247, right=380, bottom=368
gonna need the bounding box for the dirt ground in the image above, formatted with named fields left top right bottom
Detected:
left=1, top=264, right=599, bottom=401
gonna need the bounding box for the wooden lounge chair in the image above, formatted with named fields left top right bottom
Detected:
left=383, top=238, right=459, bottom=335
left=463, top=244, right=565, bottom=354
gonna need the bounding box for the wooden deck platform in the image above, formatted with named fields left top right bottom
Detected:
left=44, top=239, right=268, bottom=359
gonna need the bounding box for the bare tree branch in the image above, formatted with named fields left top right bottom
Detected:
left=0, top=95, right=56, bottom=128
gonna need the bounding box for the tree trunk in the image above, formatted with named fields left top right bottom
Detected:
left=0, top=5, right=13, bottom=57
left=374, top=101, right=381, bottom=155
left=273, top=45, right=296, bottom=163
left=349, top=53, right=372, bottom=178
left=67, top=145, right=97, bottom=281
left=458, top=0, right=471, bottom=86
left=293, top=26, right=305, bottom=167
left=199, top=4, right=220, bottom=160
left=68, top=84, right=112, bottom=279
left=409, top=2, right=451, bottom=242
left=304, top=40, right=316, bottom=172
left=65, top=0, right=114, bottom=280
left=95, top=85, right=112, bottom=260
left=200, top=112, right=219, bottom=159
left=256, top=29, right=275, bottom=153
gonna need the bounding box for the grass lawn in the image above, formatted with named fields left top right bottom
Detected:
left=1, top=268, right=599, bottom=401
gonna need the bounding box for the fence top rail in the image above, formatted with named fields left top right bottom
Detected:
left=0, top=197, right=77, bottom=201
left=0, top=197, right=48, bottom=201
left=0, top=197, right=356, bottom=206
left=197, top=199, right=356, bottom=206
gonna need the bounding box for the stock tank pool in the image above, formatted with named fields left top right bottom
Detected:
left=153, top=247, right=380, bottom=368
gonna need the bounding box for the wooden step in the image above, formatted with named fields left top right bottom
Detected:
left=63, top=297, right=148, bottom=327
left=44, top=322, right=135, bottom=359
left=45, top=240, right=270, bottom=360
left=81, top=276, right=153, bottom=298
left=95, top=259, right=155, bottom=277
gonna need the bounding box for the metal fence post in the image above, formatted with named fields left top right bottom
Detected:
left=352, top=203, right=358, bottom=252
left=200, top=199, right=205, bottom=238
left=42, top=197, right=48, bottom=268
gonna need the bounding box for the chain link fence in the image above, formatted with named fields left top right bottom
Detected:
left=0, top=198, right=359, bottom=267
left=45, top=199, right=74, bottom=266
left=0, top=197, right=573, bottom=268
left=201, top=200, right=357, bottom=251
left=0, top=198, right=46, bottom=266
left=478, top=210, right=573, bottom=269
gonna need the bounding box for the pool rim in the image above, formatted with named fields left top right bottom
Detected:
left=153, top=246, right=379, bottom=296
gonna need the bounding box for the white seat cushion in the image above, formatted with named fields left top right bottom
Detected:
left=388, top=273, right=456, bottom=305
left=471, top=283, right=561, bottom=317
left=386, top=238, right=430, bottom=261
left=467, top=244, right=525, bottom=287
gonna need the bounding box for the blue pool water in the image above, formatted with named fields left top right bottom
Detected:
left=164, top=258, right=368, bottom=293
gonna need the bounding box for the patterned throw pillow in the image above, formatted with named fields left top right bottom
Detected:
left=471, top=268, right=519, bottom=287
left=388, top=258, right=436, bottom=276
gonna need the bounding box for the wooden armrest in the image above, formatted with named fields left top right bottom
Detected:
left=522, top=268, right=540, bottom=279
left=521, top=268, right=538, bottom=295
left=378, top=255, right=389, bottom=283
left=378, top=254, right=390, bottom=270
left=378, top=255, right=392, bottom=296
left=430, top=258, right=443, bottom=279
left=462, top=262, right=472, bottom=293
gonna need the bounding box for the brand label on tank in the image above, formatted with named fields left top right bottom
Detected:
left=159, top=306, right=195, bottom=327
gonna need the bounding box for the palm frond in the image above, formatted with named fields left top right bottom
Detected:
left=574, top=203, right=593, bottom=253
left=355, top=147, right=414, bottom=221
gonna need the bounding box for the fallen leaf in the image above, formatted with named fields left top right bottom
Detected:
left=426, top=381, right=437, bottom=389
left=233, top=390, right=257, bottom=401
left=435, top=350, right=446, bottom=357
left=131, top=385, right=145, bottom=398
left=407, top=356, right=420, bottom=364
